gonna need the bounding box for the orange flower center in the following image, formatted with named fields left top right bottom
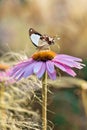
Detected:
left=0, top=64, right=9, bottom=71
left=32, top=50, right=56, bottom=61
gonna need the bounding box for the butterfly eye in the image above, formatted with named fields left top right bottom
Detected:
left=29, top=28, right=33, bottom=35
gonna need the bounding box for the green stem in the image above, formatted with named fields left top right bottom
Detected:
left=42, top=71, right=47, bottom=130
left=0, top=82, right=6, bottom=130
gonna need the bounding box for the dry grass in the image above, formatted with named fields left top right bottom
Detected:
left=0, top=52, right=42, bottom=130
left=0, top=77, right=42, bottom=130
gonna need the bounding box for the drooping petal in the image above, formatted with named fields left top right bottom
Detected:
left=17, top=71, right=25, bottom=80
left=63, top=65, right=76, bottom=77
left=53, top=54, right=85, bottom=70
left=36, top=62, right=46, bottom=78
left=46, top=61, right=55, bottom=73
left=54, top=62, right=76, bottom=77
left=46, top=61, right=56, bottom=80
left=13, top=68, right=24, bottom=78
left=10, top=58, right=34, bottom=76
left=10, top=58, right=35, bottom=80
left=10, top=66, right=20, bottom=76
left=14, top=58, right=33, bottom=70
left=47, top=69, right=56, bottom=80
left=14, top=63, right=34, bottom=80
left=53, top=58, right=84, bottom=69
left=33, top=61, right=43, bottom=73
left=53, top=62, right=67, bottom=71
left=54, top=54, right=82, bottom=62
left=23, top=62, right=35, bottom=78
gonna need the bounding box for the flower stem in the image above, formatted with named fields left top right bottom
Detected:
left=0, top=82, right=6, bottom=130
left=42, top=71, right=47, bottom=130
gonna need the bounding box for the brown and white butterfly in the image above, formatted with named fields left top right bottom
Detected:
left=29, top=28, right=55, bottom=47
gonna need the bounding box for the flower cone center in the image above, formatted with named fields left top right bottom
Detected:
left=0, top=64, right=9, bottom=71
left=32, top=50, right=56, bottom=61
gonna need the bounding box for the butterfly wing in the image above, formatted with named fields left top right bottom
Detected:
left=29, top=28, right=42, bottom=47
left=30, top=33, right=41, bottom=47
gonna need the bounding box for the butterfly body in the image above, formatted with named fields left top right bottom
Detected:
left=29, top=28, right=55, bottom=47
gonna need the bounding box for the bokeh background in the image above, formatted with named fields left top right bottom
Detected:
left=0, top=0, right=87, bottom=58
left=0, top=0, right=87, bottom=130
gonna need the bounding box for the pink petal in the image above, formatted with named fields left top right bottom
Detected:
left=53, top=59, right=83, bottom=69
left=46, top=61, right=55, bottom=73
left=17, top=72, right=25, bottom=80
left=10, top=58, right=34, bottom=76
left=13, top=68, right=23, bottom=78
left=63, top=66, right=76, bottom=77
left=54, top=54, right=82, bottom=61
left=23, top=63, right=35, bottom=78
left=54, top=62, right=76, bottom=77
left=33, top=61, right=43, bottom=73
left=47, top=70, right=56, bottom=80
left=12, top=60, right=35, bottom=80
left=17, top=58, right=33, bottom=66
left=36, top=62, right=46, bottom=78
left=53, top=62, right=67, bottom=71
left=46, top=61, right=56, bottom=79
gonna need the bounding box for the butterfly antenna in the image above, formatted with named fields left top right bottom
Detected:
left=54, top=34, right=60, bottom=41
left=53, top=35, right=60, bottom=51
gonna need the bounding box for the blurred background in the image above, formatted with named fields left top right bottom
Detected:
left=0, top=0, right=87, bottom=130
left=0, top=0, right=87, bottom=58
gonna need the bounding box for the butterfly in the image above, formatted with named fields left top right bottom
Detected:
left=29, top=28, right=55, bottom=47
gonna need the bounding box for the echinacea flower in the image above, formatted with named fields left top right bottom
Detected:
left=0, top=64, right=14, bottom=83
left=10, top=50, right=85, bottom=80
